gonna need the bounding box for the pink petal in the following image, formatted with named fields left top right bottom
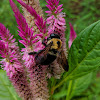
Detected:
left=68, top=22, right=77, bottom=48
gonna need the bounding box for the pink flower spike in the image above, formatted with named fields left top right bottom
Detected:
left=10, top=0, right=42, bottom=47
left=56, top=4, right=63, bottom=11
left=32, top=38, right=39, bottom=44
left=0, top=23, right=7, bottom=38
left=0, top=23, right=33, bottom=99
left=9, top=0, right=28, bottom=33
left=17, top=0, right=37, bottom=18
left=46, top=1, right=53, bottom=6
left=46, top=0, right=63, bottom=16
left=19, top=40, right=27, bottom=46
left=0, top=41, right=7, bottom=56
left=35, top=33, right=43, bottom=38
left=54, top=0, right=59, bottom=6
left=17, top=0, right=46, bottom=34
left=58, top=8, right=63, bottom=13
left=46, top=5, right=53, bottom=11
left=0, top=23, right=15, bottom=43
left=68, top=22, right=77, bottom=48
left=45, top=11, right=52, bottom=14
left=46, top=0, right=67, bottom=79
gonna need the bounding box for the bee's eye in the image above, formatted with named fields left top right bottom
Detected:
left=47, top=37, right=51, bottom=41
left=50, top=33, right=60, bottom=39
left=57, top=41, right=60, bottom=47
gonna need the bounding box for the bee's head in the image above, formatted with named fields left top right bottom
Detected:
left=47, top=33, right=60, bottom=41
left=47, top=33, right=62, bottom=50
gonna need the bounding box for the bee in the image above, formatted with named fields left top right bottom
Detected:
left=29, top=33, right=69, bottom=71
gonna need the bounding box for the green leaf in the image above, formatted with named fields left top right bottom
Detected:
left=66, top=72, right=93, bottom=100
left=53, top=82, right=68, bottom=99
left=53, top=90, right=67, bottom=99
left=68, top=20, right=100, bottom=79
left=0, top=70, right=21, bottom=100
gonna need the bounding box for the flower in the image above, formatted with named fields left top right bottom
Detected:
left=10, top=0, right=43, bottom=47
left=21, top=0, right=44, bottom=35
left=68, top=22, right=77, bottom=48
left=17, top=0, right=46, bottom=35
left=0, top=23, right=17, bottom=49
left=0, top=23, right=33, bottom=100
left=0, top=0, right=69, bottom=99
left=10, top=0, right=49, bottom=99
left=45, top=0, right=63, bottom=14
left=45, top=0, right=67, bottom=78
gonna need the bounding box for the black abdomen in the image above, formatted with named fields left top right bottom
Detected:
left=41, top=54, right=56, bottom=65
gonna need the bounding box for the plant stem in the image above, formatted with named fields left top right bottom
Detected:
left=50, top=78, right=56, bottom=100
left=51, top=76, right=70, bottom=95
left=66, top=80, right=73, bottom=100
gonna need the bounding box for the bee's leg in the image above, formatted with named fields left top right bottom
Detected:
left=65, top=60, right=69, bottom=72
left=42, top=39, right=46, bottom=47
left=28, top=52, right=37, bottom=55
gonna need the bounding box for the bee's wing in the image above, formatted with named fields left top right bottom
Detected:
left=29, top=42, right=53, bottom=55
left=35, top=42, right=53, bottom=64
left=57, top=49, right=69, bottom=71
left=42, top=42, right=53, bottom=55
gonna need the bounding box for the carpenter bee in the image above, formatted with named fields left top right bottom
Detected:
left=29, top=33, right=69, bottom=71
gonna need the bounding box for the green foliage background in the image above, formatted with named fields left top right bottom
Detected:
left=0, top=0, right=100, bottom=100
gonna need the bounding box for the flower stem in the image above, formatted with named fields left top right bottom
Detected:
left=66, top=80, right=73, bottom=100
left=50, top=78, right=56, bottom=99
left=51, top=76, right=69, bottom=95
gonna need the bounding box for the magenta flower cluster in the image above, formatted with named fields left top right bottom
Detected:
left=0, top=0, right=77, bottom=100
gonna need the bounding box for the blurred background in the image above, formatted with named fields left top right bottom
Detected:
left=0, top=0, right=100, bottom=100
